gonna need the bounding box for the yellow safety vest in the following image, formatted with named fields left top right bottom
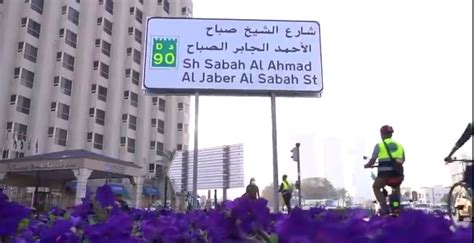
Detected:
left=378, top=138, right=404, bottom=160
left=282, top=181, right=291, bottom=191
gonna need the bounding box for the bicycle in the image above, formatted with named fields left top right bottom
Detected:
left=446, top=158, right=473, bottom=226
left=363, top=156, right=403, bottom=216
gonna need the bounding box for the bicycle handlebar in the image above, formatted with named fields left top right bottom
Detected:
left=447, top=158, right=474, bottom=164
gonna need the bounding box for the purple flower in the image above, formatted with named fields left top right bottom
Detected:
left=0, top=198, right=31, bottom=237
left=95, top=185, right=115, bottom=208
left=39, top=219, right=79, bottom=243
left=84, top=212, right=137, bottom=242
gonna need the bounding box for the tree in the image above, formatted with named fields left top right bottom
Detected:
left=300, top=177, right=337, bottom=200
left=335, top=188, right=349, bottom=207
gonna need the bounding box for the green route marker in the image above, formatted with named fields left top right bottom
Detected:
left=152, top=38, right=178, bottom=68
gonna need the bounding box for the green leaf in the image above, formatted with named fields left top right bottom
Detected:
left=17, top=218, right=30, bottom=232
left=268, top=233, right=279, bottom=243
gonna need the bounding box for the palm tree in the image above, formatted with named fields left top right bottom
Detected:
left=335, top=188, right=348, bottom=207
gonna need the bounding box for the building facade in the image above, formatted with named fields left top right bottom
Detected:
left=0, top=0, right=192, bottom=174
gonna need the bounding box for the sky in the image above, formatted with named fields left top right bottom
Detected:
left=188, top=0, right=472, bottom=200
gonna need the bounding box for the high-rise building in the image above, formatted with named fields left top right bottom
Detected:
left=0, top=0, right=192, bottom=172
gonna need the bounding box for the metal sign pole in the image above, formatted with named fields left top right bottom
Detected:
left=192, top=92, right=199, bottom=209
left=271, top=93, right=280, bottom=212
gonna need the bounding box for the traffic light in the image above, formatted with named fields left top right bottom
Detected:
left=291, top=145, right=299, bottom=162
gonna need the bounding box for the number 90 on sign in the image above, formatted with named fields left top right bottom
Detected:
left=151, top=38, right=178, bottom=68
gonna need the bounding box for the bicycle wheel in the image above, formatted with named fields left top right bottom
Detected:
left=448, top=182, right=471, bottom=227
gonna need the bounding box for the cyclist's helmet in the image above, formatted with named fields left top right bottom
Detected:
left=380, top=125, right=394, bottom=135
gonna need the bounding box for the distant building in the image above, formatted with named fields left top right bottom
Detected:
left=414, top=185, right=449, bottom=204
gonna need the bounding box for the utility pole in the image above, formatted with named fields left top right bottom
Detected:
left=291, top=143, right=301, bottom=208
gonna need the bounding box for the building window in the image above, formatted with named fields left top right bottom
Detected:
left=51, top=102, right=56, bottom=111
left=2, top=151, right=9, bottom=159
left=48, top=127, right=54, bottom=137
left=93, top=61, right=99, bottom=70
left=103, top=18, right=112, bottom=35
left=120, top=137, right=126, bottom=146
left=134, top=29, right=142, bottom=44
left=126, top=47, right=132, bottom=56
left=181, top=7, right=187, bottom=15
left=132, top=70, right=140, bottom=85
left=128, top=27, right=134, bottom=35
left=128, top=115, right=137, bottom=130
left=94, top=133, right=103, bottom=150
left=10, top=122, right=28, bottom=140
left=163, top=0, right=170, bottom=14
left=98, top=85, right=107, bottom=102
left=133, top=49, right=141, bottom=65
left=158, top=98, right=165, bottom=112
left=101, top=40, right=111, bottom=57
left=57, top=103, right=70, bottom=120
left=90, top=84, right=97, bottom=93
left=31, top=0, right=44, bottom=14
left=105, top=0, right=113, bottom=15
left=152, top=97, right=158, bottom=105
left=89, top=108, right=95, bottom=117
left=18, top=68, right=35, bottom=88
left=23, top=43, right=38, bottom=63
left=95, top=109, right=105, bottom=125
left=65, top=29, right=77, bottom=48
left=100, top=62, right=109, bottom=79
left=10, top=95, right=17, bottom=105
left=17, top=42, right=24, bottom=52
left=23, top=18, right=41, bottom=38
left=177, top=144, right=183, bottom=151
left=157, top=119, right=165, bottom=134
left=135, top=8, right=143, bottom=23
left=156, top=142, right=164, bottom=156
left=177, top=123, right=183, bottom=132
left=97, top=17, right=102, bottom=25
left=62, top=53, right=75, bottom=71
left=87, top=132, right=93, bottom=142
left=123, top=91, right=129, bottom=100
left=125, top=69, right=131, bottom=77
left=16, top=95, right=31, bottom=115
left=67, top=7, right=80, bottom=25
left=130, top=92, right=138, bottom=107
left=122, top=114, right=128, bottom=122
left=59, top=28, right=65, bottom=37
left=150, top=141, right=156, bottom=150
left=127, top=138, right=135, bottom=153
left=178, top=102, right=184, bottom=111
left=151, top=118, right=157, bottom=127
left=60, top=77, right=72, bottom=96
left=54, top=128, right=68, bottom=146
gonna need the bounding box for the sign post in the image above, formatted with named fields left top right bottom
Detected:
left=143, top=18, right=323, bottom=211
left=192, top=92, right=199, bottom=209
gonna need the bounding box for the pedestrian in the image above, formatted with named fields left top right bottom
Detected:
left=279, top=175, right=293, bottom=213
left=244, top=178, right=260, bottom=199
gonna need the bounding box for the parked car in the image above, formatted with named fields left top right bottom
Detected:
left=414, top=203, right=432, bottom=213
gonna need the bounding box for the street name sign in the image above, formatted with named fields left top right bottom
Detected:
left=143, top=17, right=323, bottom=96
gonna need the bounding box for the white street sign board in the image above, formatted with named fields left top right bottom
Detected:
left=143, top=18, right=323, bottom=96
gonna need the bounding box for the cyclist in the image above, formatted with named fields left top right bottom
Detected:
left=364, top=125, right=405, bottom=215
left=445, top=122, right=473, bottom=188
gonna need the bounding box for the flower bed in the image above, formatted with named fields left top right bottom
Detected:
left=0, top=185, right=471, bottom=242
